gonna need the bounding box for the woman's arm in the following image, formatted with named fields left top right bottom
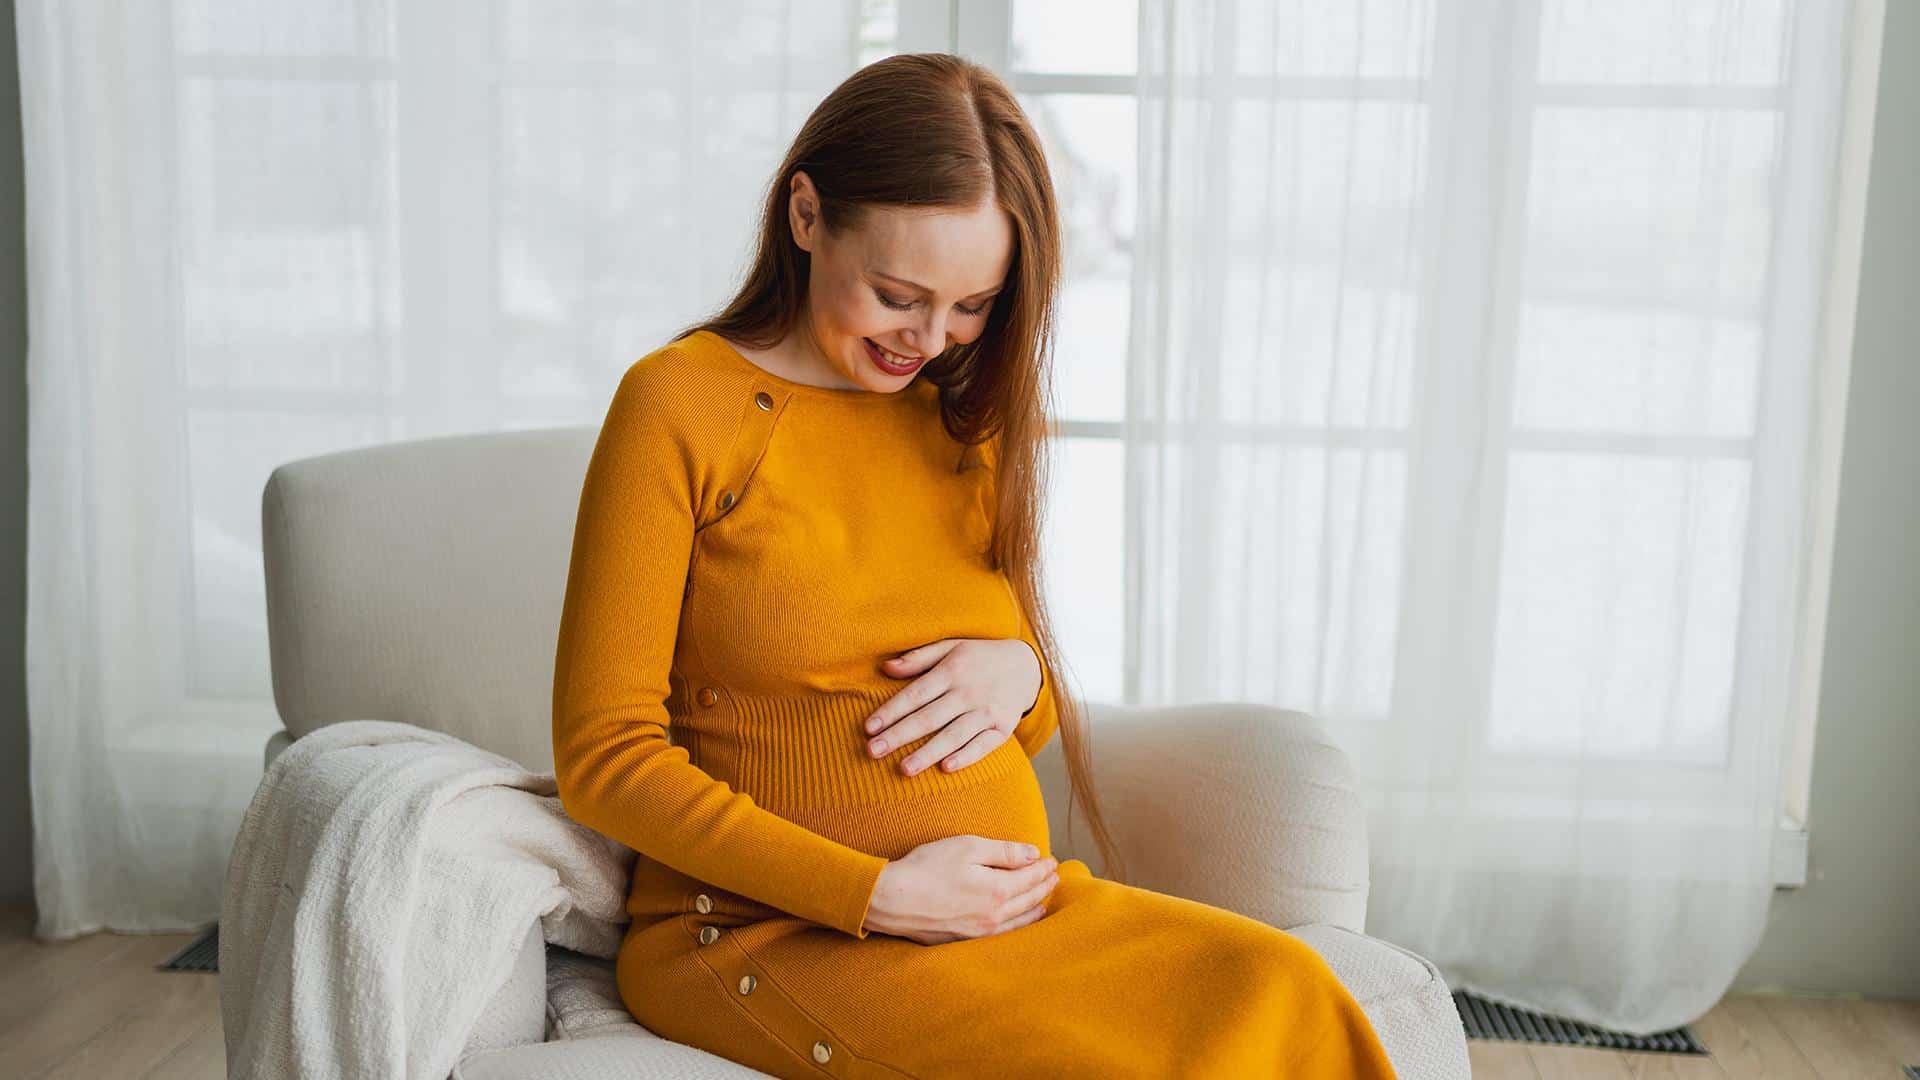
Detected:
left=1009, top=598, right=1060, bottom=759
left=551, top=360, right=888, bottom=939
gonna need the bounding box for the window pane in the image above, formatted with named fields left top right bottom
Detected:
left=1130, top=441, right=1403, bottom=714
left=177, top=78, right=391, bottom=392
left=1513, top=302, right=1760, bottom=438
left=1039, top=436, right=1125, bottom=704
left=499, top=83, right=746, bottom=403
left=1233, top=0, right=1434, bottom=79
left=1226, top=101, right=1427, bottom=269
left=187, top=409, right=388, bottom=699
left=1011, top=0, right=1137, bottom=75
left=1219, top=443, right=1403, bottom=714
left=855, top=0, right=901, bottom=68
left=1217, top=265, right=1417, bottom=430
left=173, top=0, right=390, bottom=56
left=1527, top=107, right=1780, bottom=308
left=1537, top=0, right=1789, bottom=87
left=1488, top=451, right=1748, bottom=763
left=1020, top=93, right=1135, bottom=422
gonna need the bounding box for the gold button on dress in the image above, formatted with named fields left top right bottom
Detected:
left=694, top=893, right=713, bottom=914
left=696, top=687, right=718, bottom=707
left=698, top=925, right=719, bottom=945
left=812, top=1040, right=833, bottom=1064
left=754, top=391, right=774, bottom=411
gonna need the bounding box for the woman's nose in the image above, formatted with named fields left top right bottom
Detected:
left=904, top=311, right=945, bottom=356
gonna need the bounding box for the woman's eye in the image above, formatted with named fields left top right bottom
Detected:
left=874, top=288, right=991, bottom=317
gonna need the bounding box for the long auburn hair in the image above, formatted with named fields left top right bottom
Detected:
left=673, top=52, right=1127, bottom=885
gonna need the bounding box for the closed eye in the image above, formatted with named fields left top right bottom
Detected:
left=875, top=289, right=992, bottom=318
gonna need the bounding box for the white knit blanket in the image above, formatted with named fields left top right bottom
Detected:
left=218, top=720, right=635, bottom=1080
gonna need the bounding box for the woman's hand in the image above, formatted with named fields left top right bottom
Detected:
left=864, top=637, right=1042, bottom=776
left=862, top=835, right=1060, bottom=944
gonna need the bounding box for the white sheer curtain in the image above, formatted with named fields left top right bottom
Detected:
left=1127, top=0, right=1867, bottom=1033
left=17, top=0, right=916, bottom=940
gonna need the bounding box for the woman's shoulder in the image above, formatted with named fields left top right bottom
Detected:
left=591, top=332, right=752, bottom=463
left=614, top=331, right=722, bottom=402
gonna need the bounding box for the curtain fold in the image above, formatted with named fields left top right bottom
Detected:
left=1129, top=0, right=1864, bottom=1033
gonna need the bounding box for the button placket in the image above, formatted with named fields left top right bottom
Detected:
left=678, top=382, right=788, bottom=801
left=701, top=382, right=786, bottom=530
left=688, top=923, right=908, bottom=1078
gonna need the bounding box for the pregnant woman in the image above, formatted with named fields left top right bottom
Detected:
left=551, top=52, right=1397, bottom=1079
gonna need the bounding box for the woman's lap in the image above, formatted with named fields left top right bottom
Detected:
left=618, top=858, right=1396, bottom=1078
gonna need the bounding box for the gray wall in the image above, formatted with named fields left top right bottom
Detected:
left=1, top=1, right=1916, bottom=1001
left=2, top=0, right=32, bottom=905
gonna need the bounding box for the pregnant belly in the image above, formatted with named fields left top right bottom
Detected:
left=778, top=746, right=1054, bottom=862
left=621, top=736, right=1054, bottom=927
left=706, top=701, right=1056, bottom=861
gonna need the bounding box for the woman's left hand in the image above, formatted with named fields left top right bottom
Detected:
left=864, top=638, right=1042, bottom=776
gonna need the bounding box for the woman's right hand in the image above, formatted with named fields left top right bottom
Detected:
left=860, top=835, right=1060, bottom=945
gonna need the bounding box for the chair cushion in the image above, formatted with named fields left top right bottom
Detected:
left=450, top=927, right=1470, bottom=1080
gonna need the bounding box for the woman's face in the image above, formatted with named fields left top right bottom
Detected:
left=787, top=169, right=1015, bottom=393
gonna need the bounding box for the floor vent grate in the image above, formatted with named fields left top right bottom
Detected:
left=1453, top=990, right=1707, bottom=1054
left=158, top=923, right=219, bottom=973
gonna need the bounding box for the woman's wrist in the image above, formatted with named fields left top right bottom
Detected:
left=1016, top=640, right=1041, bottom=716
left=863, top=860, right=904, bottom=936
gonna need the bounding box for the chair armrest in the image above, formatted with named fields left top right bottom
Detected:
left=1036, top=702, right=1370, bottom=934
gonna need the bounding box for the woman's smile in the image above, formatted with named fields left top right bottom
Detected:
left=863, top=337, right=926, bottom=376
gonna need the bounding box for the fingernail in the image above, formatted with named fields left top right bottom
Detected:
left=868, top=739, right=886, bottom=755
left=1026, top=846, right=1040, bottom=859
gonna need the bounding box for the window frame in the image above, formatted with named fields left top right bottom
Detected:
left=944, top=0, right=1878, bottom=876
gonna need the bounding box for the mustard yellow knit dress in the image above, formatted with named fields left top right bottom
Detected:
left=551, top=329, right=1398, bottom=1079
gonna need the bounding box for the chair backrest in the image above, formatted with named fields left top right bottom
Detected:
left=260, top=424, right=1083, bottom=861
left=261, top=426, right=598, bottom=772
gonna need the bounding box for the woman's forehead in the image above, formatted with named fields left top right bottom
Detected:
left=858, top=203, right=1013, bottom=296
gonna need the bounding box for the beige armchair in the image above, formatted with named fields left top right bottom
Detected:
left=255, top=427, right=1471, bottom=1078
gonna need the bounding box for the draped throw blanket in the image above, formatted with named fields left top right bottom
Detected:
left=218, top=720, right=634, bottom=1080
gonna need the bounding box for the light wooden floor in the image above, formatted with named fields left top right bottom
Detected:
left=1, top=902, right=1915, bottom=1078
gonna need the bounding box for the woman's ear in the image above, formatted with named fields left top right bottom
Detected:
left=788, top=169, right=818, bottom=252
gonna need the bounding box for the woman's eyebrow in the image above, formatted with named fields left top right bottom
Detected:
left=871, top=269, right=1003, bottom=300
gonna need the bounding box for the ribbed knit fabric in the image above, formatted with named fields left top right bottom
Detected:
left=551, top=329, right=1399, bottom=1078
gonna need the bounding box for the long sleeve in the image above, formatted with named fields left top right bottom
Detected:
left=551, top=362, right=889, bottom=939
left=1010, top=596, right=1060, bottom=759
